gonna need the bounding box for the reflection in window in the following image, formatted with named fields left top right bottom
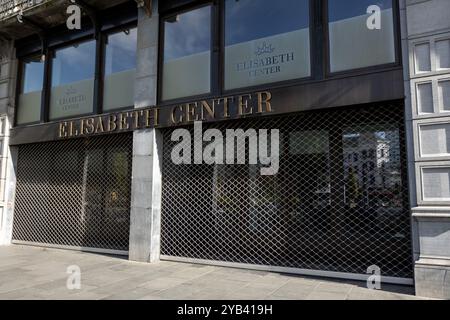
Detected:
left=328, top=0, right=395, bottom=72
left=224, top=0, right=310, bottom=90
left=343, top=128, right=403, bottom=210
left=50, top=41, right=96, bottom=120
left=17, top=57, right=44, bottom=125
left=103, top=28, right=137, bottom=111
left=162, top=6, right=211, bottom=101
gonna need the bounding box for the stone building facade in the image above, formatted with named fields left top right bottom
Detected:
left=0, top=0, right=448, bottom=299
left=402, top=0, right=450, bottom=299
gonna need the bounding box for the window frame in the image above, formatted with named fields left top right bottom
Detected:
left=158, top=0, right=402, bottom=105
left=158, top=0, right=317, bottom=105
left=14, top=8, right=138, bottom=128
left=101, top=23, right=139, bottom=114
left=14, top=55, right=46, bottom=127
left=324, top=0, right=402, bottom=77
left=47, top=36, right=98, bottom=122
left=13, top=0, right=403, bottom=127
left=220, top=0, right=315, bottom=96
left=158, top=1, right=216, bottom=105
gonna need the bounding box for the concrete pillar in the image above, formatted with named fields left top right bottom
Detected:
left=402, top=0, right=450, bottom=299
left=128, top=0, right=163, bottom=262
left=0, top=39, right=17, bottom=246
left=0, top=40, right=18, bottom=245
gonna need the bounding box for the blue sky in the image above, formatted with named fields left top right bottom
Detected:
left=164, top=5, right=211, bottom=61
left=225, top=0, right=309, bottom=46
left=51, top=41, right=96, bottom=86
left=22, top=60, right=44, bottom=93
left=105, top=28, right=137, bottom=75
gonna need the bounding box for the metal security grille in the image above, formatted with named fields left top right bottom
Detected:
left=13, top=133, right=133, bottom=252
left=161, top=104, right=413, bottom=279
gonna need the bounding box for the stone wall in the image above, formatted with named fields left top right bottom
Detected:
left=402, top=0, right=450, bottom=299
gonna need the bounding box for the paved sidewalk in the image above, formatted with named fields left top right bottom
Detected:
left=0, top=245, right=423, bottom=300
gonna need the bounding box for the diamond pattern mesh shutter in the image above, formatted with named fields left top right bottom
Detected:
left=12, top=133, right=133, bottom=252
left=161, top=105, right=413, bottom=278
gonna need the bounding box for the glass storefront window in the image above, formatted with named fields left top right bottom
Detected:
left=17, top=57, right=44, bottom=125
left=162, top=5, right=212, bottom=101
left=224, top=0, right=310, bottom=90
left=50, top=41, right=96, bottom=120
left=103, top=28, right=137, bottom=111
left=328, top=0, right=396, bottom=72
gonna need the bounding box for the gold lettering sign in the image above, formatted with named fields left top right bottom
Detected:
left=201, top=100, right=215, bottom=120
left=238, top=94, right=253, bottom=116
left=57, top=91, right=273, bottom=139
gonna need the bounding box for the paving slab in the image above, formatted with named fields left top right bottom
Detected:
left=0, top=245, right=424, bottom=300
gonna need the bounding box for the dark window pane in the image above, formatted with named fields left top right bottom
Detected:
left=224, top=0, right=310, bottom=90
left=162, top=5, right=211, bottom=101
left=104, top=28, right=137, bottom=111
left=50, top=41, right=96, bottom=120
left=328, top=0, right=395, bottom=72
left=17, top=57, right=44, bottom=125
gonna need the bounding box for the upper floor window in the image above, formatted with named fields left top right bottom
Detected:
left=162, top=5, right=212, bottom=101
left=49, top=40, right=96, bottom=120
left=224, top=0, right=310, bottom=90
left=328, top=0, right=396, bottom=73
left=103, top=28, right=137, bottom=111
left=17, top=56, right=44, bottom=125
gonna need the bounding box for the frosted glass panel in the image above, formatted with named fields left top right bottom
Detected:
left=436, top=39, right=450, bottom=70
left=422, top=167, right=450, bottom=201
left=415, top=43, right=431, bottom=73
left=18, top=91, right=41, bottom=125
left=328, top=0, right=395, bottom=72
left=224, top=0, right=310, bottom=90
left=420, top=123, right=450, bottom=156
left=17, top=57, right=44, bottom=125
left=104, top=71, right=135, bottom=111
left=50, top=41, right=95, bottom=120
left=417, top=82, right=434, bottom=114
left=103, top=28, right=137, bottom=111
left=439, top=80, right=450, bottom=112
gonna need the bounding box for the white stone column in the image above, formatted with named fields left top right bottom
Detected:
left=402, top=0, right=450, bottom=299
left=128, top=0, right=163, bottom=262
left=0, top=39, right=18, bottom=246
